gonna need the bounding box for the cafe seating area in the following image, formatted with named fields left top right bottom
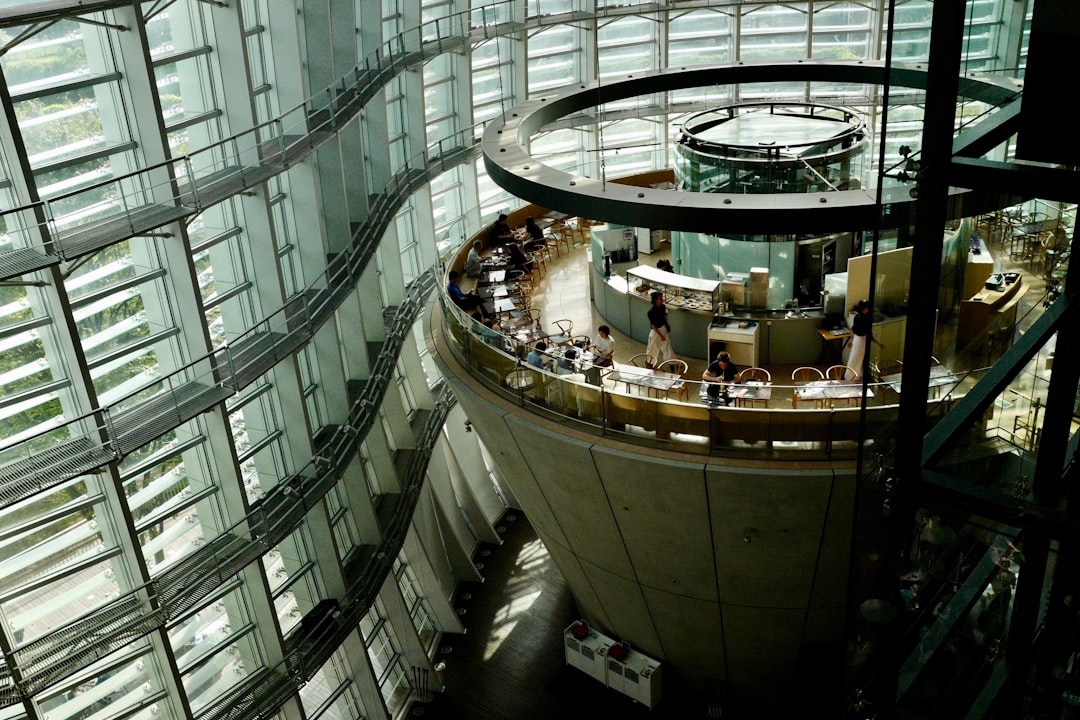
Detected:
left=441, top=215, right=1000, bottom=457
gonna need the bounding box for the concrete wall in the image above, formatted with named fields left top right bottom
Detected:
left=442, top=370, right=856, bottom=707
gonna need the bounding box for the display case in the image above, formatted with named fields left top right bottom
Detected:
left=625, top=265, right=721, bottom=312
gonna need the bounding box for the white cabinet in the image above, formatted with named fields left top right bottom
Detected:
left=708, top=322, right=760, bottom=367
left=606, top=650, right=663, bottom=709
left=564, top=623, right=663, bottom=708
left=563, top=623, right=610, bottom=684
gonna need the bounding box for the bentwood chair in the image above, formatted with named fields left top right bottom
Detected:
left=737, top=367, right=771, bottom=383
left=656, top=358, right=690, bottom=402
left=826, top=365, right=857, bottom=381
left=546, top=221, right=567, bottom=258
left=622, top=353, right=657, bottom=392
left=553, top=318, right=574, bottom=339
left=792, top=366, right=825, bottom=384
left=792, top=366, right=826, bottom=408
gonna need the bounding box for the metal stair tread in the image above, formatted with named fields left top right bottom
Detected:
left=0, top=437, right=113, bottom=508
left=0, top=246, right=59, bottom=281
left=60, top=203, right=190, bottom=259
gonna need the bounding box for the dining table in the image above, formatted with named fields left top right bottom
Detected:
left=477, top=284, right=510, bottom=300
left=881, top=364, right=962, bottom=399
left=793, top=379, right=874, bottom=408
left=480, top=268, right=507, bottom=284
left=607, top=364, right=682, bottom=395
left=699, top=381, right=773, bottom=407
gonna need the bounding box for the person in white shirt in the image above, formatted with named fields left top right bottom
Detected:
left=590, top=325, right=615, bottom=366
left=464, top=241, right=483, bottom=278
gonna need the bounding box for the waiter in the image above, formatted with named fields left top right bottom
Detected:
left=646, top=291, right=673, bottom=367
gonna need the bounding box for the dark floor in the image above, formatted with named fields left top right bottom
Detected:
left=413, top=512, right=729, bottom=720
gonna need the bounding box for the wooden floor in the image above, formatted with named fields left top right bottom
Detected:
left=415, top=511, right=721, bottom=719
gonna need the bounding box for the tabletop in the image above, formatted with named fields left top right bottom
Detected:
left=699, top=381, right=772, bottom=406
left=796, top=379, right=874, bottom=401
left=817, top=327, right=852, bottom=341
left=477, top=284, right=510, bottom=299
left=608, top=364, right=681, bottom=391
left=493, top=297, right=518, bottom=314
left=881, top=365, right=961, bottom=394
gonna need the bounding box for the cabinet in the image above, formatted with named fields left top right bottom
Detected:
left=606, top=650, right=663, bottom=709
left=625, top=265, right=720, bottom=312
left=708, top=322, right=760, bottom=367
left=563, top=624, right=663, bottom=708
left=563, top=623, right=610, bottom=684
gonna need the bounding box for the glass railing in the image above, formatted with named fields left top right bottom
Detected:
left=438, top=292, right=1006, bottom=459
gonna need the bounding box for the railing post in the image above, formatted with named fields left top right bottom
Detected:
left=184, top=156, right=200, bottom=210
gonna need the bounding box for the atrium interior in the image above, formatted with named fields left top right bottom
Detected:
left=0, top=2, right=1077, bottom=720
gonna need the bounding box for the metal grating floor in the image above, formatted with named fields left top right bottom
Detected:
left=60, top=203, right=191, bottom=259
left=110, top=381, right=233, bottom=457
left=0, top=436, right=113, bottom=510
left=0, top=247, right=59, bottom=281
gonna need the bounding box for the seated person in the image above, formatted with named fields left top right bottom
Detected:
left=589, top=325, right=615, bottom=366
left=704, top=349, right=738, bottom=399
left=506, top=242, right=534, bottom=274
left=557, top=347, right=579, bottom=375
left=447, top=270, right=491, bottom=317
left=488, top=213, right=513, bottom=247
left=464, top=241, right=483, bottom=278
left=656, top=258, right=674, bottom=273
left=522, top=217, right=546, bottom=252
left=473, top=313, right=507, bottom=351
left=526, top=341, right=550, bottom=370
left=702, top=351, right=738, bottom=384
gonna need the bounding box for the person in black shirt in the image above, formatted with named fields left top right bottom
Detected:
left=845, top=299, right=883, bottom=378
left=488, top=213, right=513, bottom=247
left=703, top=351, right=738, bottom=383
left=506, top=242, right=534, bottom=274
left=645, top=291, right=673, bottom=366
left=702, top=351, right=738, bottom=403
left=522, top=217, right=546, bottom=252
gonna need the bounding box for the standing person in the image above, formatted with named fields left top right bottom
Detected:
left=488, top=213, right=513, bottom=247
left=646, top=291, right=673, bottom=367
left=463, top=241, right=483, bottom=278
left=589, top=325, right=615, bottom=366
left=845, top=299, right=884, bottom=378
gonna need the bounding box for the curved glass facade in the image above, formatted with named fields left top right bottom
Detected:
left=0, top=1, right=1065, bottom=719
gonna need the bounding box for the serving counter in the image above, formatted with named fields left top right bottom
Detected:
left=592, top=263, right=855, bottom=364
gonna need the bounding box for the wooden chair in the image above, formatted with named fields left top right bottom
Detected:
left=656, top=358, right=689, bottom=402
left=566, top=219, right=587, bottom=247
left=553, top=318, right=574, bottom=338
left=623, top=353, right=657, bottom=392
left=546, top=221, right=567, bottom=258
left=529, top=250, right=546, bottom=278
left=792, top=366, right=825, bottom=383
left=792, top=366, right=826, bottom=408
left=737, top=367, right=770, bottom=383
left=826, top=365, right=857, bottom=381
left=551, top=221, right=571, bottom=255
